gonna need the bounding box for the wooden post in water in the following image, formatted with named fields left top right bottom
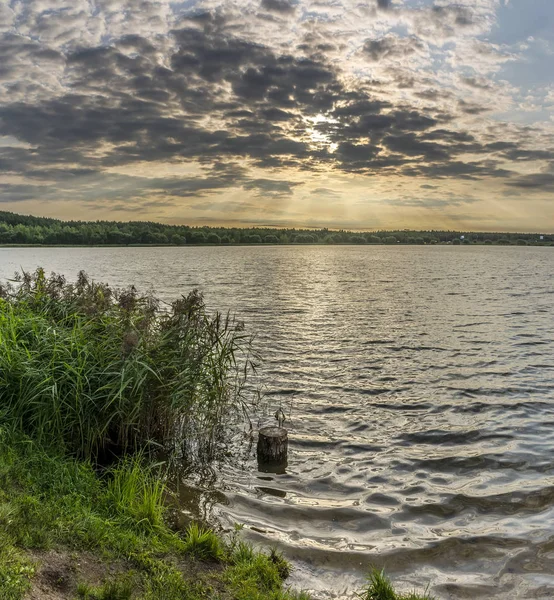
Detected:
left=257, top=426, right=288, bottom=465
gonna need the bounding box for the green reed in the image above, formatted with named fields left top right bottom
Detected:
left=0, top=268, right=256, bottom=462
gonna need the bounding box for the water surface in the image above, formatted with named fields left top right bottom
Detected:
left=1, top=245, right=553, bottom=599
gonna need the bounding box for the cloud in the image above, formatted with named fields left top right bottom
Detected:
left=383, top=195, right=478, bottom=208
left=363, top=35, right=425, bottom=62
left=0, top=0, right=551, bottom=228
left=242, top=178, right=303, bottom=196
left=261, top=0, right=296, bottom=14
left=506, top=172, right=554, bottom=191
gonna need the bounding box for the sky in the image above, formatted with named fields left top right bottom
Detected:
left=0, top=0, right=553, bottom=231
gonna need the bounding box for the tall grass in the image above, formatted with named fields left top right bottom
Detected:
left=106, top=454, right=166, bottom=531
left=0, top=268, right=256, bottom=462
left=359, top=569, right=435, bottom=600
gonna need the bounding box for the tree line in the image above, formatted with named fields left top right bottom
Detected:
left=0, top=211, right=551, bottom=246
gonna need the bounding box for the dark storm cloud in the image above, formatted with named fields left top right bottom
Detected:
left=501, top=149, right=554, bottom=162
left=422, top=129, right=475, bottom=144
left=324, top=107, right=440, bottom=148
left=0, top=33, right=64, bottom=67
left=384, top=133, right=450, bottom=161
left=0, top=183, right=47, bottom=202
left=377, top=0, right=391, bottom=10
left=0, top=168, right=248, bottom=204
left=404, top=161, right=514, bottom=180
left=336, top=142, right=381, bottom=163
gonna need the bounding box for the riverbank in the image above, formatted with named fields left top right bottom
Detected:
left=0, top=430, right=434, bottom=600
left=0, top=269, right=433, bottom=600
left=0, top=429, right=313, bottom=600
left=0, top=268, right=309, bottom=598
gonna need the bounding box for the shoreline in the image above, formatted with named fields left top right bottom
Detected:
left=1, top=242, right=552, bottom=248
left=0, top=433, right=432, bottom=600
left=0, top=268, right=434, bottom=600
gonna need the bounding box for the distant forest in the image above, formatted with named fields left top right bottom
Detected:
left=0, top=211, right=552, bottom=246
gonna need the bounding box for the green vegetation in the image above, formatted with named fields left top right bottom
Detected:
left=360, top=569, right=434, bottom=600
left=183, top=523, right=225, bottom=561
left=0, top=268, right=255, bottom=462
left=0, top=210, right=552, bottom=246
left=0, top=427, right=311, bottom=599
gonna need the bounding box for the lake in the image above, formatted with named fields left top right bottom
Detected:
left=1, top=245, right=553, bottom=599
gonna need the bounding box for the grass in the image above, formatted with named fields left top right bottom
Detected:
left=359, top=568, right=435, bottom=600
left=106, top=455, right=166, bottom=532
left=0, top=426, right=310, bottom=599
left=0, top=268, right=256, bottom=462
left=78, top=577, right=134, bottom=600
left=183, top=522, right=225, bottom=561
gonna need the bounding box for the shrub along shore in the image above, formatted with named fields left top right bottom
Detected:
left=0, top=269, right=432, bottom=600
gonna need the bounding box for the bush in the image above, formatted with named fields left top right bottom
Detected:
left=0, top=269, right=256, bottom=462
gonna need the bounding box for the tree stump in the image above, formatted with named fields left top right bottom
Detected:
left=257, top=426, right=288, bottom=465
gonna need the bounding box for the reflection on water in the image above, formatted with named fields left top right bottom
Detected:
left=1, top=245, right=554, bottom=599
